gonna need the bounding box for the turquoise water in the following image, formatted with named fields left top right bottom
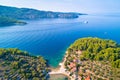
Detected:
left=0, top=14, right=120, bottom=67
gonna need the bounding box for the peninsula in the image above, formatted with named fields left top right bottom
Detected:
left=63, top=37, right=120, bottom=80
left=0, top=16, right=26, bottom=27
left=0, top=5, right=84, bottom=26
left=0, top=5, right=83, bottom=19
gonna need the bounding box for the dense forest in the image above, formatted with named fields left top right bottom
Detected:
left=0, top=5, right=82, bottom=20
left=0, top=16, right=26, bottom=26
left=68, top=37, right=120, bottom=68
left=0, top=48, right=48, bottom=80
left=65, top=37, right=120, bottom=80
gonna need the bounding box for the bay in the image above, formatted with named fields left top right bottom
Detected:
left=0, top=14, right=120, bottom=67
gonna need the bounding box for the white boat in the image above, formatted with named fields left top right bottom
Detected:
left=84, top=21, right=88, bottom=24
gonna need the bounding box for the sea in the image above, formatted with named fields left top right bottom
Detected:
left=0, top=13, right=120, bottom=67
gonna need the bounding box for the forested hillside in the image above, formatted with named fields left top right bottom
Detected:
left=65, top=38, right=120, bottom=80
left=0, top=48, right=48, bottom=80
left=0, top=5, right=81, bottom=19
left=68, top=37, right=120, bottom=68
left=0, top=5, right=83, bottom=26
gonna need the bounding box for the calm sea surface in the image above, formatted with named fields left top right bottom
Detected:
left=0, top=14, right=120, bottom=67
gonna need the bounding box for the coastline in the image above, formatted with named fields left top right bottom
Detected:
left=49, top=51, right=75, bottom=80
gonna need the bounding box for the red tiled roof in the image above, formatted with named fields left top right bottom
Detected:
left=85, top=75, right=91, bottom=80
left=71, top=67, right=76, bottom=72
left=69, top=62, right=76, bottom=68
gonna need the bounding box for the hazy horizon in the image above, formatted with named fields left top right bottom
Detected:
left=0, top=0, right=120, bottom=14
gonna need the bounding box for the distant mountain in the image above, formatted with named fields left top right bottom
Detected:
left=0, top=5, right=83, bottom=20
left=0, top=5, right=85, bottom=26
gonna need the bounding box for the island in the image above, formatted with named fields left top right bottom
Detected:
left=0, top=38, right=119, bottom=80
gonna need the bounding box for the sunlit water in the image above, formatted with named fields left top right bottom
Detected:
left=0, top=14, right=120, bottom=67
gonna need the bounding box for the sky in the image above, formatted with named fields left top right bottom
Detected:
left=0, top=0, right=120, bottom=14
